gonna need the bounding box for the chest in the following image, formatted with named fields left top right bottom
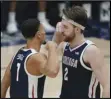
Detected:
left=62, top=45, right=84, bottom=69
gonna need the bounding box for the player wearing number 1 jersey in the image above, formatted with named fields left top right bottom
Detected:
left=53, top=6, right=110, bottom=98
left=1, top=19, right=59, bottom=98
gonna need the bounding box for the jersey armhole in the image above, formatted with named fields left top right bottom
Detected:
left=80, top=44, right=93, bottom=71
left=24, top=52, right=44, bottom=78
left=82, top=58, right=91, bottom=68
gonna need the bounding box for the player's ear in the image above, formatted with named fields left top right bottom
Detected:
left=75, top=27, right=80, bottom=33
left=35, top=31, right=41, bottom=39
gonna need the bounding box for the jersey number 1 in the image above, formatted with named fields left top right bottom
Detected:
left=64, top=67, right=68, bottom=81
left=16, top=63, right=21, bottom=81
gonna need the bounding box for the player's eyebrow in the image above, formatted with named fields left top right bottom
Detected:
left=63, top=24, right=68, bottom=28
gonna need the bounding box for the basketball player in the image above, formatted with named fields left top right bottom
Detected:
left=1, top=19, right=59, bottom=98
left=53, top=6, right=110, bottom=98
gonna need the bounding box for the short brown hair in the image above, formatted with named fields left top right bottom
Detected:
left=63, top=5, right=88, bottom=27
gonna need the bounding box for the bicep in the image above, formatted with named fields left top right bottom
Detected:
left=87, top=46, right=109, bottom=87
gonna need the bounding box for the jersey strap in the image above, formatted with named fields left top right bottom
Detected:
left=80, top=40, right=95, bottom=71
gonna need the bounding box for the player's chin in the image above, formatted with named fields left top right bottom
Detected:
left=63, top=38, right=70, bottom=42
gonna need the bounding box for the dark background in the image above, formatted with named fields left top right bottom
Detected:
left=1, top=1, right=110, bottom=46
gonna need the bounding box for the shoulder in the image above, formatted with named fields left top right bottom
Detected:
left=27, top=52, right=47, bottom=65
left=83, top=44, right=103, bottom=63
left=85, top=44, right=101, bottom=56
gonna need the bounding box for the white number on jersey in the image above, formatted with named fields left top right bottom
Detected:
left=64, top=67, right=68, bottom=81
left=16, top=63, right=21, bottom=81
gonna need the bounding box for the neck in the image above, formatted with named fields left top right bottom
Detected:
left=26, top=39, right=41, bottom=52
left=69, top=33, right=86, bottom=48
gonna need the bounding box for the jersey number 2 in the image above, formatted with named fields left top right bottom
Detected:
left=64, top=67, right=68, bottom=81
left=16, top=63, right=21, bottom=81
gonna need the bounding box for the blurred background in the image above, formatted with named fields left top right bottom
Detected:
left=1, top=1, right=110, bottom=46
left=1, top=1, right=110, bottom=98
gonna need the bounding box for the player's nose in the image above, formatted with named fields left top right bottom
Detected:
left=62, top=32, right=65, bottom=36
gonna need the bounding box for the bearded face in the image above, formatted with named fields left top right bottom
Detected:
left=61, top=20, right=76, bottom=42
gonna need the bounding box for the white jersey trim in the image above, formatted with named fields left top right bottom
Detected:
left=93, top=78, right=98, bottom=98
left=80, top=40, right=95, bottom=71
left=88, top=72, right=99, bottom=98
left=100, top=84, right=103, bottom=98
left=24, top=49, right=44, bottom=78
left=88, top=72, right=103, bottom=98
left=69, top=41, right=86, bottom=52
left=28, top=76, right=38, bottom=98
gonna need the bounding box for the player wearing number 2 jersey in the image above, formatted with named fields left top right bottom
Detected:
left=53, top=6, right=110, bottom=98
left=1, top=19, right=59, bottom=98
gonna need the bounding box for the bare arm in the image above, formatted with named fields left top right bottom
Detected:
left=34, top=41, right=59, bottom=78
left=40, top=48, right=59, bottom=78
left=57, top=42, right=67, bottom=61
left=38, top=41, right=67, bottom=78
left=84, top=45, right=110, bottom=98
left=40, top=42, right=66, bottom=62
left=1, top=62, right=11, bottom=98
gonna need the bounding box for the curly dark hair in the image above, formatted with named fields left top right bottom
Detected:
left=21, top=19, right=40, bottom=39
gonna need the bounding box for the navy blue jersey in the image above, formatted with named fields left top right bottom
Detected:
left=10, top=48, right=46, bottom=98
left=60, top=40, right=102, bottom=98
